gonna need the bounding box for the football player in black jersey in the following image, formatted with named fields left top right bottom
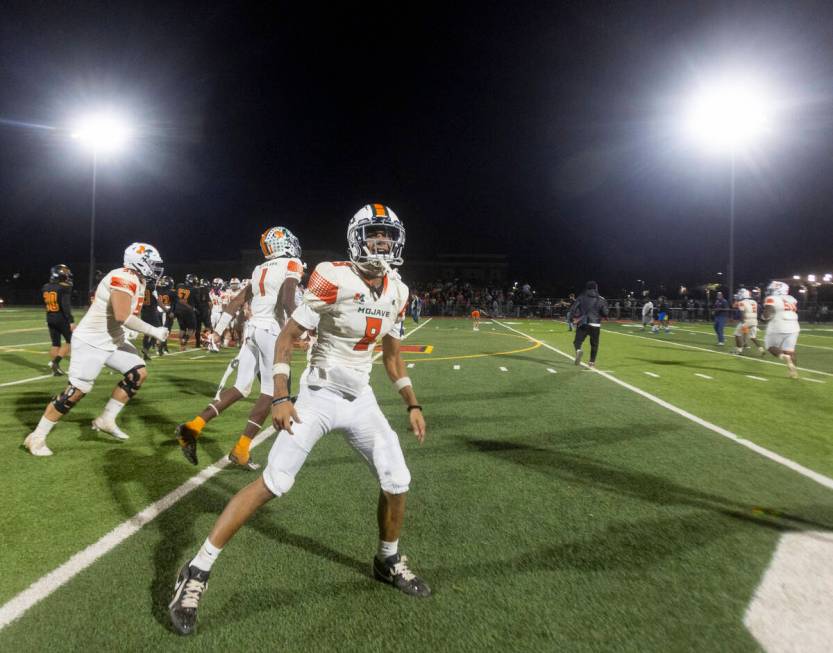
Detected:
left=42, top=265, right=75, bottom=376
left=156, top=276, right=178, bottom=355
left=175, top=274, right=199, bottom=350
left=140, top=279, right=164, bottom=360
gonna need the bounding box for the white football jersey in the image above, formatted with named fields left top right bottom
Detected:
left=73, top=268, right=146, bottom=351
left=210, top=289, right=225, bottom=309
left=292, top=261, right=408, bottom=377
left=736, top=298, right=758, bottom=325
left=765, top=294, right=800, bottom=334
left=642, top=301, right=653, bottom=317
left=249, top=257, right=303, bottom=330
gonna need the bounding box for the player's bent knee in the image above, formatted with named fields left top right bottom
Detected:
left=261, top=468, right=296, bottom=497
left=52, top=385, right=84, bottom=414
left=380, top=466, right=411, bottom=495
left=118, top=365, right=146, bottom=398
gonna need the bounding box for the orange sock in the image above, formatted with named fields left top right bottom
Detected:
left=232, top=435, right=252, bottom=461
left=185, top=416, right=206, bottom=435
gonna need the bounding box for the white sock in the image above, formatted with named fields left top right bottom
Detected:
left=34, top=416, right=58, bottom=437
left=191, top=537, right=223, bottom=572
left=102, top=398, right=126, bottom=421
left=377, top=539, right=399, bottom=561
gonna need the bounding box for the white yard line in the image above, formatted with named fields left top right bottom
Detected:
left=608, top=329, right=833, bottom=378
left=644, top=371, right=660, bottom=378
left=0, top=374, right=54, bottom=388
left=453, top=364, right=460, bottom=370
left=746, top=375, right=768, bottom=382
left=494, top=320, right=833, bottom=492
left=499, top=366, right=508, bottom=372
left=0, top=341, right=51, bottom=349
left=190, top=355, right=207, bottom=360
left=744, top=531, right=833, bottom=653
left=0, top=428, right=276, bottom=631
left=694, top=373, right=713, bottom=380
left=546, top=368, right=557, bottom=374
left=0, top=316, right=433, bottom=630
left=801, top=378, right=825, bottom=384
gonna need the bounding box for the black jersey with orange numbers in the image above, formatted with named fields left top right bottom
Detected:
left=175, top=283, right=198, bottom=308
left=41, top=283, right=74, bottom=322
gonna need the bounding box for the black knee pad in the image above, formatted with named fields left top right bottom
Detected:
left=52, top=385, right=81, bottom=414
left=118, top=365, right=146, bottom=398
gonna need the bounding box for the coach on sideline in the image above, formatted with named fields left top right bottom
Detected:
left=568, top=281, right=609, bottom=368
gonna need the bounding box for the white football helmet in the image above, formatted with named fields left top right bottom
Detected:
left=737, top=288, right=751, bottom=300
left=347, top=203, right=405, bottom=274
left=260, top=226, right=301, bottom=260
left=229, top=277, right=241, bottom=291
left=212, top=277, right=225, bottom=290
left=766, top=281, right=789, bottom=296
left=123, top=243, right=164, bottom=281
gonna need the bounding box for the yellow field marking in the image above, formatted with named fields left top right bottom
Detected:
left=401, top=340, right=541, bottom=363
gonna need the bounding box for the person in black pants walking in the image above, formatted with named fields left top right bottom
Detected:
left=567, top=281, right=609, bottom=368
left=42, top=264, right=75, bottom=376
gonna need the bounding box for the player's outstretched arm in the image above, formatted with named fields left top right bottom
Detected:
left=382, top=334, right=426, bottom=443
left=270, top=318, right=306, bottom=434
left=112, top=289, right=169, bottom=341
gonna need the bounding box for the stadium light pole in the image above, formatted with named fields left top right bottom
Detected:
left=683, top=74, right=773, bottom=297
left=70, top=111, right=132, bottom=298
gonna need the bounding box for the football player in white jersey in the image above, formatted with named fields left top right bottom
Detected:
left=732, top=288, right=764, bottom=355
left=762, top=280, right=801, bottom=378
left=23, top=244, right=169, bottom=456
left=175, top=227, right=303, bottom=469
left=169, top=204, right=429, bottom=636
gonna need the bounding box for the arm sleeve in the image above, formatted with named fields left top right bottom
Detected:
left=291, top=302, right=321, bottom=330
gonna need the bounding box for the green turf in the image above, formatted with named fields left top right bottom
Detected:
left=1, top=309, right=832, bottom=651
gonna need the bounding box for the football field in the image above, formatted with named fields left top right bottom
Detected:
left=1, top=308, right=832, bottom=652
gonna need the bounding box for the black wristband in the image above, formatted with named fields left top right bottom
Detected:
left=407, top=405, right=423, bottom=413
left=271, top=396, right=291, bottom=406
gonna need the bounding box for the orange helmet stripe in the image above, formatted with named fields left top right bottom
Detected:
left=373, top=203, right=387, bottom=217
left=260, top=230, right=270, bottom=257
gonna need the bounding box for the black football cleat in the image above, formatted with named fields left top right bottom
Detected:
left=175, top=424, right=199, bottom=465
left=49, top=361, right=64, bottom=377
left=227, top=451, right=261, bottom=471
left=169, top=563, right=210, bottom=636
left=372, top=553, right=432, bottom=598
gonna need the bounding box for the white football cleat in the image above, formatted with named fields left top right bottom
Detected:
left=91, top=416, right=130, bottom=440
left=24, top=433, right=53, bottom=457
left=780, top=354, right=798, bottom=379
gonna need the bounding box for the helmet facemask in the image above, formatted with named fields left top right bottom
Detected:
left=348, top=223, right=405, bottom=277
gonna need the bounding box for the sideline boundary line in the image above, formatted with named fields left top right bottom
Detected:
left=493, top=320, right=833, bottom=492
left=0, top=317, right=432, bottom=631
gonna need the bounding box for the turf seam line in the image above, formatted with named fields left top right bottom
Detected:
left=493, top=320, right=833, bottom=493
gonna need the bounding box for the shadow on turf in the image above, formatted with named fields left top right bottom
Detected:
left=466, top=438, right=833, bottom=534
left=100, top=444, right=370, bottom=633
left=2, top=351, right=49, bottom=373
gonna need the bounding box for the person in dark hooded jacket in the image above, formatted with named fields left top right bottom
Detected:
left=567, top=281, right=609, bottom=367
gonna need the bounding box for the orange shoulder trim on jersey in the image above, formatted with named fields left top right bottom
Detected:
left=111, top=277, right=138, bottom=294
left=308, top=270, right=338, bottom=304
left=764, top=297, right=776, bottom=305
left=287, top=260, right=303, bottom=274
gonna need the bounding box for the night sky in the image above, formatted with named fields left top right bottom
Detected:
left=2, top=1, right=833, bottom=295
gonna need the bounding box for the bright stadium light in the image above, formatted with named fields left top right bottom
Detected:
left=681, top=70, right=778, bottom=302
left=683, top=74, right=773, bottom=154
left=69, top=109, right=134, bottom=295
left=71, top=111, right=132, bottom=155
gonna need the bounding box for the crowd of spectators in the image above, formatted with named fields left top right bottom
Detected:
left=406, top=281, right=833, bottom=322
